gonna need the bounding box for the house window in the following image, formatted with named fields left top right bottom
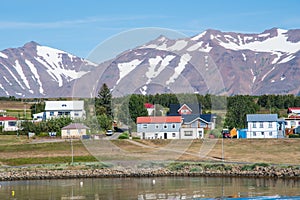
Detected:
left=155, top=133, right=158, bottom=139
left=268, top=122, right=272, bottom=128
left=8, top=121, right=16, bottom=126
left=172, top=124, right=176, bottom=128
left=172, top=133, right=176, bottom=137
left=259, top=122, right=263, bottom=128
left=78, top=129, right=81, bottom=134
left=164, top=124, right=167, bottom=129
left=74, top=112, right=79, bottom=116
left=269, top=132, right=272, bottom=136
left=143, top=124, right=147, bottom=129
left=50, top=111, right=54, bottom=116
left=261, top=131, right=264, bottom=136
left=155, top=125, right=159, bottom=129
left=253, top=122, right=256, bottom=128
left=184, top=131, right=193, bottom=136
left=67, top=130, right=70, bottom=135
left=198, top=130, right=203, bottom=138
left=253, top=132, right=256, bottom=136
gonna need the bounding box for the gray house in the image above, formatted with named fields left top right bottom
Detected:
left=136, top=116, right=182, bottom=139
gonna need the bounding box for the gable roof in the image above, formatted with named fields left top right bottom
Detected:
left=246, top=114, right=278, bottom=122
left=168, top=103, right=201, bottom=116
left=137, top=116, right=182, bottom=124
left=45, top=101, right=84, bottom=111
left=62, top=123, right=90, bottom=130
left=182, top=114, right=209, bottom=124
left=0, top=116, right=17, bottom=121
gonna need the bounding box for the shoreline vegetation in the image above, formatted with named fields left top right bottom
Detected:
left=1, top=162, right=300, bottom=181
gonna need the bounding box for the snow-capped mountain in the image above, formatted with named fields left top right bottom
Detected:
left=92, top=28, right=300, bottom=97
left=1, top=28, right=300, bottom=98
left=0, top=41, right=97, bottom=97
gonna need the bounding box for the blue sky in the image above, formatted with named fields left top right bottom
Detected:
left=1, top=0, right=300, bottom=61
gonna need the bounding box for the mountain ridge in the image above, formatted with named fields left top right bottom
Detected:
left=1, top=27, right=300, bottom=98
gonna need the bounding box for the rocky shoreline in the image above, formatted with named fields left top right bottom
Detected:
left=1, top=164, right=300, bottom=181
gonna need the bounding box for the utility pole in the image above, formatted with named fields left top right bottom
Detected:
left=71, top=139, right=74, bottom=165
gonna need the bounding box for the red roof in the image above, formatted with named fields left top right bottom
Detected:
left=288, top=107, right=300, bottom=111
left=137, top=116, right=182, bottom=124
left=144, top=103, right=154, bottom=109
left=0, top=116, right=17, bottom=121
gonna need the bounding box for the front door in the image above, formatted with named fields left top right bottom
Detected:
left=164, top=132, right=167, bottom=139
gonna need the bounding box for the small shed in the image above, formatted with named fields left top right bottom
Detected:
left=61, top=123, right=90, bottom=139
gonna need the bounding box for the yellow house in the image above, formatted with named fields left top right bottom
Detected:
left=61, top=123, right=90, bottom=139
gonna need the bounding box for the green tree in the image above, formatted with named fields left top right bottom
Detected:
left=97, top=114, right=112, bottom=131
left=95, top=83, right=113, bottom=118
left=30, top=102, right=45, bottom=116
left=129, top=94, right=148, bottom=123
left=224, top=95, right=259, bottom=129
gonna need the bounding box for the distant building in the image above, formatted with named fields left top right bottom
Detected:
left=285, top=108, right=300, bottom=129
left=287, top=107, right=300, bottom=117
left=144, top=103, right=155, bottom=116
left=61, top=123, right=90, bottom=139
left=0, top=116, right=18, bottom=131
left=246, top=114, right=285, bottom=138
left=44, top=101, right=85, bottom=120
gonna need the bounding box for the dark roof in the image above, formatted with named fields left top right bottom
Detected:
left=246, top=114, right=278, bottom=122
left=200, top=114, right=216, bottom=122
left=168, top=103, right=201, bottom=116
left=62, top=123, right=90, bottom=130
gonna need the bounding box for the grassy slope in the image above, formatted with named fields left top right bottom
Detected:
left=0, top=136, right=299, bottom=166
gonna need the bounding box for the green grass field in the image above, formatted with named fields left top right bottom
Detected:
left=0, top=135, right=300, bottom=167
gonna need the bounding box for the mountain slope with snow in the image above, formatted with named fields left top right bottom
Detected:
left=95, top=28, right=300, bottom=96
left=0, top=41, right=96, bottom=97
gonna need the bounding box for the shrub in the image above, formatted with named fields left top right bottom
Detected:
left=168, top=162, right=188, bottom=171
left=289, top=134, right=300, bottom=138
left=118, top=133, right=129, bottom=139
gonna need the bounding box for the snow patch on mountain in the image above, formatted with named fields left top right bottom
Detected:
left=0, top=83, right=9, bottom=96
left=166, top=53, right=192, bottom=85
left=25, top=59, right=44, bottom=94
left=191, top=31, right=207, bottom=41
left=0, top=52, right=8, bottom=59
left=146, top=55, right=175, bottom=84
left=167, top=40, right=188, bottom=51
left=219, top=29, right=300, bottom=54
left=278, top=54, right=296, bottom=64
left=3, top=76, right=12, bottom=86
left=116, top=59, right=143, bottom=85
left=14, top=60, right=30, bottom=90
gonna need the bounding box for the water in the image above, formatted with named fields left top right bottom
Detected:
left=0, top=177, right=299, bottom=199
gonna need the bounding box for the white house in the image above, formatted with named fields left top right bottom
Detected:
left=44, top=101, right=85, bottom=120
left=246, top=114, right=285, bottom=138
left=61, top=123, right=90, bottom=139
left=0, top=116, right=18, bottom=131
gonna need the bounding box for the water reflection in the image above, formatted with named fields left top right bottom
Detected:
left=0, top=177, right=299, bottom=199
